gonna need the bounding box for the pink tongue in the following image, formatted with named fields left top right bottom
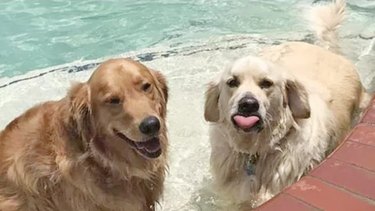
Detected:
left=233, top=115, right=260, bottom=129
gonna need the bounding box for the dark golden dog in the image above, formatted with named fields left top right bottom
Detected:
left=0, top=59, right=168, bottom=211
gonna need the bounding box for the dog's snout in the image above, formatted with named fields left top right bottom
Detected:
left=139, top=116, right=160, bottom=135
left=238, top=97, right=259, bottom=114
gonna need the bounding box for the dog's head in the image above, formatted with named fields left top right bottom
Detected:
left=204, top=56, right=310, bottom=151
left=68, top=59, right=168, bottom=171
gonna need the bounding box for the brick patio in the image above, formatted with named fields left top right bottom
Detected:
left=255, top=97, right=375, bottom=211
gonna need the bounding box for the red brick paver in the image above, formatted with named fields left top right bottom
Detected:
left=255, top=97, right=375, bottom=210
left=310, top=158, right=375, bottom=200
left=332, top=141, right=375, bottom=171
left=286, top=176, right=374, bottom=211
left=256, top=193, right=318, bottom=211
left=347, top=124, right=375, bottom=146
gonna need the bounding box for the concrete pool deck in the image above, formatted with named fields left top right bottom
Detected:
left=256, top=96, right=375, bottom=211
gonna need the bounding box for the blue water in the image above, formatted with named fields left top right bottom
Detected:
left=1, top=0, right=374, bottom=77
left=0, top=0, right=313, bottom=77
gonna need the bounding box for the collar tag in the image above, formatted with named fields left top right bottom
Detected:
left=245, top=153, right=259, bottom=176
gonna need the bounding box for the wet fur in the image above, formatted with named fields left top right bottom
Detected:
left=0, top=59, right=169, bottom=211
left=204, top=0, right=371, bottom=208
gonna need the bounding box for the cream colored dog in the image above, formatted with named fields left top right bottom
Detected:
left=204, top=0, right=371, bottom=208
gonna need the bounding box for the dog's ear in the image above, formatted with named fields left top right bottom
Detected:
left=285, top=79, right=311, bottom=119
left=68, top=82, right=94, bottom=149
left=152, top=70, right=168, bottom=103
left=150, top=69, right=169, bottom=116
left=204, top=81, right=220, bottom=122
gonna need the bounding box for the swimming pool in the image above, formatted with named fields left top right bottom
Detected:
left=0, top=0, right=374, bottom=210
left=1, top=0, right=309, bottom=77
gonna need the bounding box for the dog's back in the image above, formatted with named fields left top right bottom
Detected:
left=260, top=0, right=370, bottom=141
left=308, top=0, right=372, bottom=114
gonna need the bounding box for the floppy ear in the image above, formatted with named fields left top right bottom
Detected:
left=285, top=79, right=311, bottom=119
left=68, top=82, right=94, bottom=150
left=204, top=81, right=220, bottom=122
left=150, top=69, right=169, bottom=116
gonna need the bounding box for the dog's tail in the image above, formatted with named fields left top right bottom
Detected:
left=308, top=0, right=346, bottom=54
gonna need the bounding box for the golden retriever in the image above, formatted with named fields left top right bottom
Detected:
left=0, top=59, right=169, bottom=211
left=204, top=0, right=371, bottom=208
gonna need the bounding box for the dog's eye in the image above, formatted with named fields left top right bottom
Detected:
left=226, top=77, right=239, bottom=88
left=259, top=79, right=273, bottom=89
left=142, top=83, right=151, bottom=92
left=106, top=97, right=121, bottom=105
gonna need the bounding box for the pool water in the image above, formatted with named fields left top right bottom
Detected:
left=0, top=0, right=374, bottom=210
left=0, top=0, right=319, bottom=77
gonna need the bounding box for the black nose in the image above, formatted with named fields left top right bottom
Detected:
left=139, top=116, right=160, bottom=135
left=238, top=96, right=259, bottom=114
